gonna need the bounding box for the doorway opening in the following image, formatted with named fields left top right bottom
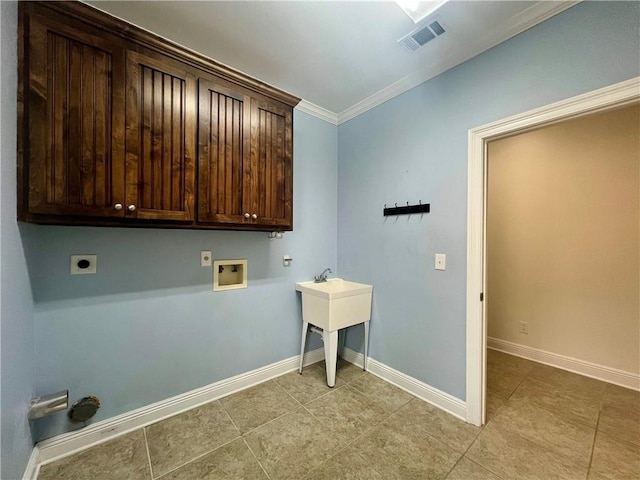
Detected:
left=465, top=77, right=640, bottom=426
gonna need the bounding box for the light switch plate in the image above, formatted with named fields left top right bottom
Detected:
left=70, top=254, right=97, bottom=275
left=435, top=253, right=446, bottom=271
left=201, top=251, right=212, bottom=267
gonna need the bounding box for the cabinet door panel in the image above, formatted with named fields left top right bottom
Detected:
left=250, top=98, right=293, bottom=228
left=25, top=13, right=125, bottom=217
left=197, top=79, right=251, bottom=224
left=126, top=51, right=195, bottom=221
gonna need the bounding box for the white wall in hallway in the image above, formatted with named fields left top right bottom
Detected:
left=487, top=104, right=640, bottom=374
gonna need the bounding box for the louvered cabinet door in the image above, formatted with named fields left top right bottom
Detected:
left=22, top=11, right=126, bottom=218
left=248, top=97, right=293, bottom=229
left=197, top=78, right=251, bottom=225
left=125, top=51, right=195, bottom=221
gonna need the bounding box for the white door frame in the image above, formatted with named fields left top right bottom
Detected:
left=465, top=76, right=640, bottom=426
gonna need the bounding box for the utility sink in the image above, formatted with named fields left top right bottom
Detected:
left=296, top=278, right=373, bottom=387
left=295, top=278, right=372, bottom=331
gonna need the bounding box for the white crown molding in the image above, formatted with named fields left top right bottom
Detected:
left=508, top=1, right=582, bottom=35
left=488, top=338, right=640, bottom=391
left=36, top=348, right=325, bottom=466
left=336, top=1, right=581, bottom=125
left=341, top=347, right=467, bottom=420
left=295, top=100, right=339, bottom=125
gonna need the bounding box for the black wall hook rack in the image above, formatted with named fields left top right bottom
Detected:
left=383, top=201, right=430, bottom=216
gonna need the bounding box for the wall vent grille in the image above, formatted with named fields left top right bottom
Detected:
left=398, top=19, right=446, bottom=52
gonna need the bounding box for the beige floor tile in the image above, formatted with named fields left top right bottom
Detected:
left=466, top=422, right=588, bottom=480
left=275, top=363, right=343, bottom=404
left=390, top=398, right=481, bottom=454
left=528, top=364, right=606, bottom=399
left=146, top=400, right=240, bottom=477
left=348, top=373, right=413, bottom=413
left=302, top=449, right=384, bottom=480
left=602, top=383, right=640, bottom=411
left=37, top=353, right=640, bottom=480
left=319, top=358, right=367, bottom=383
left=491, top=395, right=595, bottom=467
left=446, top=457, right=502, bottom=480
left=159, top=438, right=267, bottom=480
left=486, top=362, right=528, bottom=398
left=598, top=403, right=640, bottom=446
left=244, top=407, right=342, bottom=480
left=353, top=418, right=461, bottom=479
left=587, top=470, right=614, bottom=480
left=487, top=350, right=536, bottom=372
left=335, top=358, right=368, bottom=382
left=219, top=380, right=299, bottom=433
left=38, top=430, right=150, bottom=480
left=512, top=377, right=601, bottom=427
left=304, top=385, right=388, bottom=444
left=486, top=389, right=508, bottom=422
left=589, top=431, right=640, bottom=480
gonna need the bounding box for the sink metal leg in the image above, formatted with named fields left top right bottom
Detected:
left=363, top=321, right=370, bottom=371
left=299, top=321, right=309, bottom=374
left=323, top=329, right=338, bottom=387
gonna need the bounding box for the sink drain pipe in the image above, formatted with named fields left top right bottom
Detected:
left=309, top=325, right=324, bottom=337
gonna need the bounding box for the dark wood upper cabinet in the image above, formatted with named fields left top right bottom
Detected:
left=249, top=97, right=293, bottom=229
left=197, top=78, right=293, bottom=229
left=18, top=1, right=299, bottom=230
left=20, top=9, right=126, bottom=218
left=197, top=77, right=251, bottom=225
left=125, top=51, right=195, bottom=221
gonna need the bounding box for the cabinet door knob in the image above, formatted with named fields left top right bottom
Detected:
left=128, top=204, right=136, bottom=212
left=244, top=213, right=250, bottom=219
left=251, top=213, right=258, bottom=220
left=114, top=203, right=123, bottom=211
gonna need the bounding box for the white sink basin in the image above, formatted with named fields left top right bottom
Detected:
left=295, top=278, right=372, bottom=332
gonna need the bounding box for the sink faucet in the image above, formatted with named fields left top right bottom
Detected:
left=314, top=267, right=332, bottom=283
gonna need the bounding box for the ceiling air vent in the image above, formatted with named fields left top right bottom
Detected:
left=429, top=20, right=445, bottom=36
left=398, top=19, right=446, bottom=52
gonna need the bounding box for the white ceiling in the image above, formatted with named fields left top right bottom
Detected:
left=87, top=1, right=578, bottom=123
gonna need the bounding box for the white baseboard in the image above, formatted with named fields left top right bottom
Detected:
left=341, top=347, right=467, bottom=421
left=36, top=345, right=470, bottom=470
left=36, top=348, right=325, bottom=465
left=22, top=445, right=40, bottom=480
left=488, top=337, right=640, bottom=391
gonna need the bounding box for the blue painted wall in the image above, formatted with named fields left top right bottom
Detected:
left=6, top=0, right=640, bottom=454
left=25, top=110, right=338, bottom=441
left=1, top=1, right=36, bottom=477
left=338, top=1, right=640, bottom=400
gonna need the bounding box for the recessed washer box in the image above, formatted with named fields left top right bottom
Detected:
left=213, top=259, right=247, bottom=291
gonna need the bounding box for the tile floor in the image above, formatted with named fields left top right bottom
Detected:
left=38, top=352, right=639, bottom=479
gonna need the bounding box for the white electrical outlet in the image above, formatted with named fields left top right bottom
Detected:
left=70, top=255, right=97, bottom=275
left=435, top=253, right=446, bottom=271
left=519, top=321, right=529, bottom=334
left=201, top=251, right=212, bottom=267
left=283, top=255, right=292, bottom=267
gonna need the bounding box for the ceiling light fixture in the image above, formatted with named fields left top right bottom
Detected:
left=395, top=0, right=449, bottom=23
